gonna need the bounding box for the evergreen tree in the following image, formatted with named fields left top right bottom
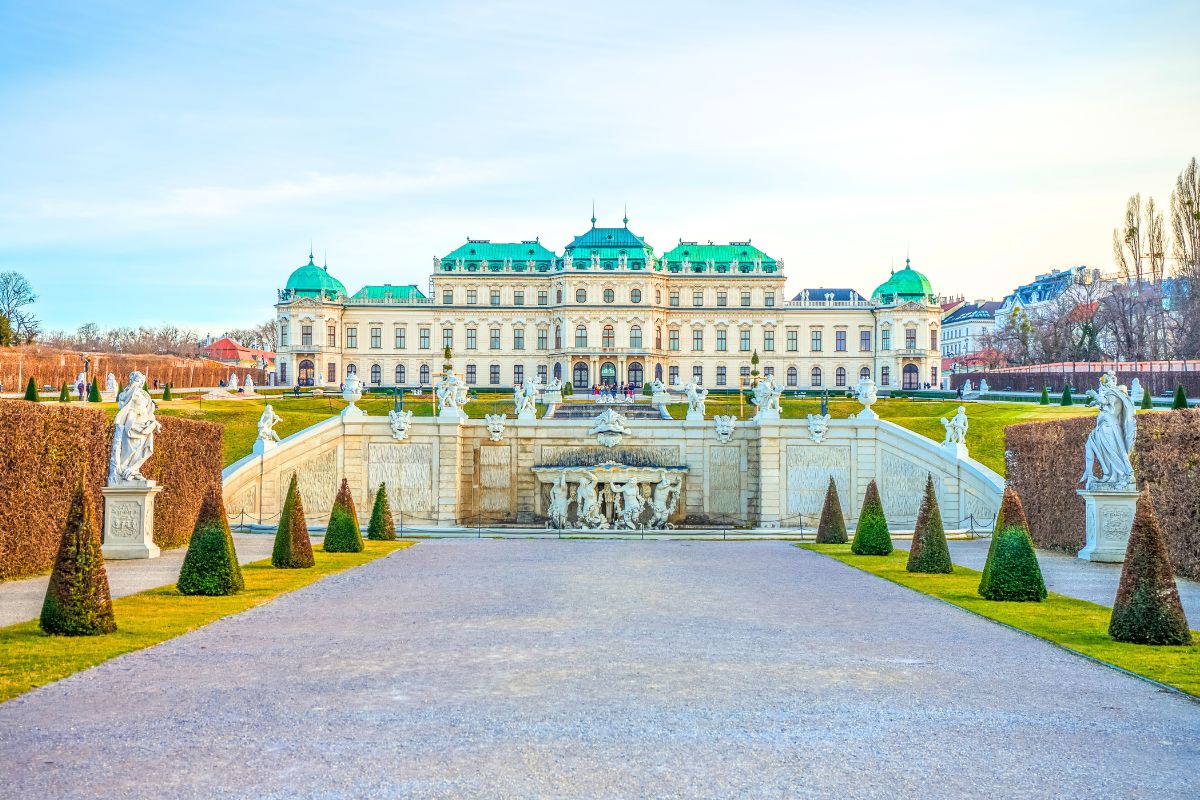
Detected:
left=367, top=484, right=396, bottom=541
left=978, top=486, right=1046, bottom=601
left=272, top=474, right=315, bottom=568
left=1172, top=385, right=1188, bottom=410
left=177, top=484, right=244, bottom=596
left=87, top=377, right=101, bottom=402
left=907, top=474, right=953, bottom=573
left=1039, top=386, right=1050, bottom=405
left=162, top=383, right=173, bottom=401
left=850, top=479, right=892, bottom=555
left=814, top=477, right=847, bottom=544
left=1060, top=385, right=1073, bottom=406
left=40, top=466, right=116, bottom=636
left=58, top=382, right=70, bottom=402
left=23, top=376, right=39, bottom=401
left=1140, top=386, right=1153, bottom=410
left=1109, top=490, right=1192, bottom=645
left=979, top=486, right=1025, bottom=595
left=324, top=477, right=364, bottom=552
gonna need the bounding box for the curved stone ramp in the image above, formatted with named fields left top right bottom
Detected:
left=0, top=541, right=1196, bottom=799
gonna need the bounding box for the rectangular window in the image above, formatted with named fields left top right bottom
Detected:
left=537, top=329, right=548, bottom=350
left=419, top=328, right=430, bottom=350
left=465, top=365, right=476, bottom=384
left=931, top=366, right=939, bottom=385
left=717, top=291, right=727, bottom=307
left=490, top=290, right=500, bottom=306
left=787, top=330, right=798, bottom=351
left=764, top=292, right=775, bottom=307
left=279, top=323, right=289, bottom=347
left=490, top=328, right=501, bottom=350
left=395, top=328, right=406, bottom=349
left=740, top=365, right=751, bottom=382
left=835, top=330, right=846, bottom=352
left=370, top=327, right=382, bottom=349
left=513, top=328, right=524, bottom=350
left=763, top=330, right=774, bottom=352
left=448, top=328, right=459, bottom=350
left=716, top=366, right=727, bottom=386
left=514, top=291, right=524, bottom=306
left=538, top=290, right=548, bottom=306
left=489, top=364, right=500, bottom=384
left=442, top=290, right=453, bottom=304
left=465, top=328, right=476, bottom=350
left=811, top=331, right=822, bottom=352
left=764, top=366, right=774, bottom=378
left=513, top=364, right=524, bottom=384
left=669, top=366, right=679, bottom=385
left=692, top=365, right=703, bottom=384
left=693, top=290, right=703, bottom=307
left=740, top=330, right=751, bottom=352
left=669, top=330, right=680, bottom=351
left=301, top=325, right=312, bottom=347
left=327, top=363, right=336, bottom=383
left=345, top=327, right=356, bottom=349
left=537, top=365, right=547, bottom=383
left=740, top=291, right=751, bottom=307
left=881, top=366, right=891, bottom=386
left=716, top=330, right=727, bottom=352
left=930, top=329, right=938, bottom=350
left=860, top=331, right=871, bottom=351
left=327, top=325, right=336, bottom=348
left=882, top=329, right=891, bottom=351
left=467, top=290, right=477, bottom=305
left=906, top=328, right=917, bottom=350
left=693, top=330, right=703, bottom=351
left=670, top=291, right=679, bottom=307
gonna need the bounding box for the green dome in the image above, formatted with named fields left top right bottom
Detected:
left=285, top=255, right=347, bottom=298
left=871, top=259, right=934, bottom=304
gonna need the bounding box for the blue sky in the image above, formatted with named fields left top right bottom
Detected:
left=2, top=0, right=1198, bottom=333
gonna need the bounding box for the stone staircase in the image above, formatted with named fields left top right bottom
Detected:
left=547, top=401, right=672, bottom=420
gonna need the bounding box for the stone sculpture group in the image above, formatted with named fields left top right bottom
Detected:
left=751, top=376, right=782, bottom=421
left=109, top=371, right=161, bottom=484
left=1080, top=371, right=1136, bottom=491
left=544, top=467, right=683, bottom=530
left=435, top=369, right=470, bottom=419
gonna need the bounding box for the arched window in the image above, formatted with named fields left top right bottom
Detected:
left=811, top=367, right=822, bottom=387
left=630, top=325, right=642, bottom=348
left=655, top=326, right=663, bottom=349
left=631, top=289, right=642, bottom=303
left=370, top=364, right=382, bottom=385
left=553, top=362, right=562, bottom=379
left=859, top=366, right=870, bottom=381
left=576, top=288, right=587, bottom=303
left=835, top=367, right=847, bottom=387
left=628, top=362, right=643, bottom=386
left=395, top=364, right=405, bottom=384
left=419, top=364, right=430, bottom=385
left=298, top=359, right=314, bottom=387
left=655, top=363, right=663, bottom=380
left=554, top=325, right=562, bottom=349
left=602, top=325, right=615, bottom=348
left=787, top=366, right=798, bottom=386
left=603, top=288, right=614, bottom=303
left=575, top=325, right=588, bottom=347
left=346, top=363, right=357, bottom=377
left=600, top=362, right=616, bottom=385
left=903, top=363, right=920, bottom=389
left=573, top=361, right=589, bottom=388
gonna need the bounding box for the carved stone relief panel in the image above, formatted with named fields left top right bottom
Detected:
left=707, top=446, right=741, bottom=514
left=478, top=445, right=513, bottom=514
left=879, top=450, right=942, bottom=524
left=537, top=445, right=680, bottom=468
left=786, top=444, right=851, bottom=519
left=279, top=448, right=338, bottom=516
left=367, top=443, right=432, bottom=513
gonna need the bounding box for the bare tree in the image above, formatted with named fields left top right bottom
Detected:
left=1169, top=157, right=1200, bottom=357
left=1110, top=194, right=1170, bottom=359
left=0, top=271, right=40, bottom=343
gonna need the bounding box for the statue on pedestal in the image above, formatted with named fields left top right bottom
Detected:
left=683, top=378, right=708, bottom=420
left=752, top=376, right=782, bottom=420
left=228, top=373, right=239, bottom=392
left=940, top=406, right=969, bottom=446
left=547, top=473, right=570, bottom=529
left=257, top=404, right=282, bottom=443
left=435, top=369, right=470, bottom=418
left=105, top=372, right=118, bottom=397
left=244, top=375, right=256, bottom=394
left=108, top=371, right=162, bottom=484
left=1081, top=371, right=1136, bottom=491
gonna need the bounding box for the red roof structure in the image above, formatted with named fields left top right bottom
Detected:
left=203, top=337, right=276, bottom=366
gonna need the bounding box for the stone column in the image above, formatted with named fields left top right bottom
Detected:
left=101, top=480, right=163, bottom=560
left=1077, top=488, right=1139, bottom=562
left=434, top=418, right=465, bottom=526
left=755, top=421, right=783, bottom=528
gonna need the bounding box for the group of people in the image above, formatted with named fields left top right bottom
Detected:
left=591, top=383, right=637, bottom=402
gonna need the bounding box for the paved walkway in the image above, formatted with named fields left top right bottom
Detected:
left=0, top=534, right=283, bottom=628
left=0, top=541, right=1196, bottom=799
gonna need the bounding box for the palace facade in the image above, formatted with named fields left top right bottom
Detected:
left=274, top=218, right=943, bottom=393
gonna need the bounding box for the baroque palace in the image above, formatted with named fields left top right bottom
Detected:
left=274, top=217, right=943, bottom=393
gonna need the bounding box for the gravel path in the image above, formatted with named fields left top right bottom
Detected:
left=0, top=540, right=1197, bottom=799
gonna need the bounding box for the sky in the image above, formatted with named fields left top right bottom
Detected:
left=1, top=0, right=1198, bottom=334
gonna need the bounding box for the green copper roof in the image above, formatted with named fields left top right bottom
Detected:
left=871, top=259, right=935, bottom=304
left=563, top=223, right=657, bottom=270
left=565, top=226, right=650, bottom=251
left=439, top=239, right=557, bottom=272
left=659, top=241, right=779, bottom=274
left=350, top=284, right=427, bottom=301
left=285, top=256, right=347, bottom=298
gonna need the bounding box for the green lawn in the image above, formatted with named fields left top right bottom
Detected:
left=0, top=540, right=414, bottom=704
left=802, top=544, right=1200, bottom=696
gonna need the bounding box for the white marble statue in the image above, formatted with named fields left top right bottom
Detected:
left=388, top=409, right=414, bottom=440
left=752, top=376, right=783, bottom=420
left=108, top=371, right=162, bottom=484
left=979, top=378, right=989, bottom=394
left=547, top=473, right=570, bottom=529
left=575, top=472, right=606, bottom=528
left=855, top=377, right=878, bottom=419
left=647, top=472, right=682, bottom=529
left=589, top=407, right=631, bottom=448
left=940, top=405, right=969, bottom=446
left=963, top=378, right=974, bottom=395
left=682, top=378, right=708, bottom=420
left=615, top=481, right=645, bottom=529
left=806, top=413, right=831, bottom=443
left=545, top=376, right=564, bottom=392
left=515, top=376, right=541, bottom=419
left=105, top=372, right=118, bottom=396
left=257, top=404, right=282, bottom=442
left=434, top=369, right=470, bottom=418
left=485, top=413, right=507, bottom=442
left=1129, top=377, right=1143, bottom=402
left=1081, top=371, right=1137, bottom=490
left=714, top=414, right=736, bottom=443
left=228, top=373, right=239, bottom=391
left=244, top=375, right=256, bottom=394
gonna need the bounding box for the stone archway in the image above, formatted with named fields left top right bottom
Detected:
left=298, top=359, right=315, bottom=387
left=600, top=362, right=617, bottom=386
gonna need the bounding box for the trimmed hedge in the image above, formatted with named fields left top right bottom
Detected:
left=23, top=377, right=39, bottom=401
left=87, top=377, right=101, bottom=403
left=177, top=484, right=244, bottom=596
left=1006, top=410, right=1200, bottom=580
left=39, top=467, right=116, bottom=636
left=979, top=486, right=1028, bottom=594
left=1109, top=491, right=1192, bottom=645
left=851, top=479, right=892, bottom=555
left=324, top=478, right=364, bottom=553
left=907, top=474, right=952, bottom=574
left=273, top=474, right=315, bottom=568
left=977, top=487, right=1046, bottom=602
left=1140, top=386, right=1153, bottom=410
left=814, top=477, right=847, bottom=544
left=1060, top=386, right=1073, bottom=406
left=1173, top=385, right=1189, bottom=410
left=367, top=484, right=396, bottom=541
left=58, top=382, right=70, bottom=402
left=1039, top=387, right=1049, bottom=405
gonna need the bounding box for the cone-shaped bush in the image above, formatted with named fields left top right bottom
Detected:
left=367, top=484, right=396, bottom=541
left=24, top=377, right=39, bottom=401
left=1172, top=385, right=1188, bottom=410
left=1060, top=386, right=1073, bottom=406
left=324, top=477, right=364, bottom=552
left=851, top=479, right=892, bottom=555
left=814, top=477, right=847, bottom=544
left=907, top=474, right=953, bottom=573
left=978, top=487, right=1045, bottom=601
left=1109, top=491, right=1192, bottom=645
left=40, top=466, right=116, bottom=636
left=272, top=474, right=315, bottom=568
left=162, top=383, right=172, bottom=401
left=177, top=484, right=244, bottom=596
left=1039, top=387, right=1049, bottom=405
left=1140, top=386, right=1153, bottom=410
left=58, top=382, right=70, bottom=402
left=87, top=377, right=101, bottom=402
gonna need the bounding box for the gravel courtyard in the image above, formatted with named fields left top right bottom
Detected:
left=0, top=540, right=1197, bottom=799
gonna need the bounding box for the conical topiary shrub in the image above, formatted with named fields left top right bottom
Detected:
left=1172, top=385, right=1188, bottom=410
left=162, top=383, right=173, bottom=401
left=850, top=479, right=892, bottom=555
left=1140, top=386, right=1153, bottom=410
left=1060, top=386, right=1073, bottom=406
left=978, top=487, right=1046, bottom=602
left=367, top=483, right=396, bottom=541
left=324, top=477, right=364, bottom=552
left=814, top=477, right=847, bottom=544
left=1039, top=387, right=1049, bottom=405
left=87, top=377, right=101, bottom=402
left=272, top=474, right=315, bottom=568
left=1109, top=491, right=1192, bottom=645
left=24, top=377, right=39, bottom=402
left=177, top=484, right=244, bottom=596
left=907, top=474, right=953, bottom=574
left=40, top=466, right=116, bottom=636
left=58, top=382, right=70, bottom=402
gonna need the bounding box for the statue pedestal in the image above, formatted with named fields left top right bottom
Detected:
left=341, top=402, right=365, bottom=419
left=517, top=408, right=537, bottom=422
left=1077, top=488, right=1139, bottom=562
left=543, top=391, right=562, bottom=405
left=855, top=408, right=879, bottom=420
left=438, top=407, right=468, bottom=421
left=942, top=441, right=968, bottom=460
left=685, top=408, right=704, bottom=421
left=652, top=391, right=672, bottom=405
left=252, top=438, right=278, bottom=455
left=753, top=408, right=781, bottom=422
left=101, top=481, right=163, bottom=560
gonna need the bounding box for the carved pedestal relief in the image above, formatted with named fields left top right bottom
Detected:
left=707, top=446, right=741, bottom=514
left=880, top=450, right=942, bottom=525
left=786, top=444, right=851, bottom=518
left=279, top=449, right=337, bottom=516
left=479, top=446, right=512, bottom=514
left=368, top=443, right=432, bottom=513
